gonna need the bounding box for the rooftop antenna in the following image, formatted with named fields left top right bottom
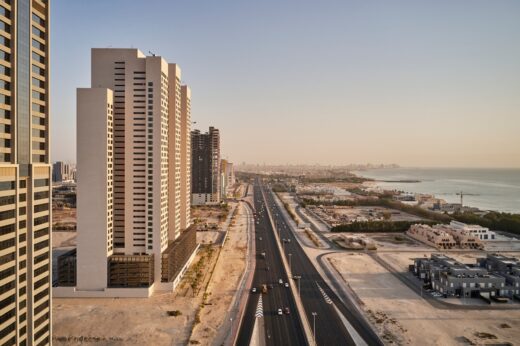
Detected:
left=148, top=50, right=156, bottom=57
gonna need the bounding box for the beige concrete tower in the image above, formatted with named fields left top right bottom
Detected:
left=76, top=88, right=114, bottom=291
left=90, top=49, right=169, bottom=260
left=73, top=49, right=169, bottom=291
left=180, top=85, right=191, bottom=230
left=0, top=0, right=52, bottom=344
left=167, top=64, right=181, bottom=240
left=63, top=48, right=198, bottom=298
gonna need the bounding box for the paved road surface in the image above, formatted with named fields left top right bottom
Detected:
left=236, top=182, right=306, bottom=346
left=262, top=182, right=383, bottom=346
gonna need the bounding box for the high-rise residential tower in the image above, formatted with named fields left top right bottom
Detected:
left=0, top=0, right=52, bottom=344
left=168, top=64, right=181, bottom=241
left=180, top=85, right=191, bottom=230
left=191, top=127, right=221, bottom=205
left=56, top=49, right=198, bottom=298
left=220, top=159, right=235, bottom=198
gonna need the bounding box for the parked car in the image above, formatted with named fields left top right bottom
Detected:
left=277, top=308, right=283, bottom=315
left=284, top=282, right=289, bottom=288
left=284, top=307, right=290, bottom=314
left=279, top=278, right=283, bottom=285
left=251, top=287, right=257, bottom=293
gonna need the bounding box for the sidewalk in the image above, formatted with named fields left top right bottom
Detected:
left=225, top=201, right=256, bottom=345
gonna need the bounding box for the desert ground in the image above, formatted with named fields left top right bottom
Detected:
left=328, top=251, right=520, bottom=345
left=189, top=202, right=249, bottom=344
left=52, top=201, right=250, bottom=346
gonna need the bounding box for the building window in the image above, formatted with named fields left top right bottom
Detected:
left=32, top=64, right=45, bottom=76
left=32, top=77, right=44, bottom=89
left=0, top=20, right=9, bottom=33
left=0, top=35, right=10, bottom=48
left=32, top=13, right=45, bottom=27
left=0, top=63, right=10, bottom=76
left=0, top=93, right=10, bottom=105
left=32, top=26, right=44, bottom=39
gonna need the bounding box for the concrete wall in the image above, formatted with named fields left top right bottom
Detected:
left=53, top=285, right=154, bottom=298
left=76, top=88, right=113, bottom=291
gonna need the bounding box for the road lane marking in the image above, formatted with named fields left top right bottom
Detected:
left=255, top=295, right=264, bottom=318
left=316, top=282, right=333, bottom=304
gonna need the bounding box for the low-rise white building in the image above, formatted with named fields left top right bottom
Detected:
left=450, top=221, right=496, bottom=241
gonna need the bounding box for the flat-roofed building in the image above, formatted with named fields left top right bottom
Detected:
left=407, top=224, right=456, bottom=249
left=450, top=220, right=496, bottom=240
left=435, top=224, right=483, bottom=249
left=55, top=48, right=198, bottom=298
left=191, top=127, right=221, bottom=205
left=412, top=254, right=520, bottom=298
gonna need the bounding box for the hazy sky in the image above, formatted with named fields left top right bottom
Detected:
left=52, top=0, right=520, bottom=168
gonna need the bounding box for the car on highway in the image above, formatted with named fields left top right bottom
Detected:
left=251, top=287, right=257, bottom=293
left=284, top=282, right=289, bottom=288
left=284, top=307, right=290, bottom=314
left=279, top=278, right=283, bottom=285
left=277, top=308, right=283, bottom=315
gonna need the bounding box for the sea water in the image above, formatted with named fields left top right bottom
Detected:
left=354, top=168, right=520, bottom=213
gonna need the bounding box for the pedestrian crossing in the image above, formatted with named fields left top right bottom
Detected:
left=255, top=295, right=264, bottom=318
left=316, top=282, right=333, bottom=304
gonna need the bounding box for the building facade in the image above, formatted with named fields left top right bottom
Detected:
left=55, top=48, right=197, bottom=298
left=168, top=64, right=181, bottom=241
left=413, top=254, right=520, bottom=299
left=179, top=85, right=191, bottom=230
left=407, top=224, right=456, bottom=249
left=0, top=0, right=52, bottom=344
left=449, top=221, right=496, bottom=241
left=191, top=127, right=220, bottom=205
left=220, top=159, right=235, bottom=199
left=407, top=222, right=485, bottom=250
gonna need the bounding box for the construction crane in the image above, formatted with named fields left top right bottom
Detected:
left=456, top=191, right=479, bottom=207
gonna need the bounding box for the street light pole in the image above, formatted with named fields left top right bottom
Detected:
left=293, top=275, right=301, bottom=295
left=312, top=312, right=317, bottom=346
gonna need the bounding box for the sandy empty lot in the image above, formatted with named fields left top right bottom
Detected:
left=190, top=202, right=248, bottom=344
left=52, top=201, right=250, bottom=346
left=329, top=252, right=520, bottom=345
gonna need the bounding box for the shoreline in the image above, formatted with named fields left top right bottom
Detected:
left=352, top=169, right=520, bottom=214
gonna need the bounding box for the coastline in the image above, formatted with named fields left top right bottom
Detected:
left=352, top=168, right=520, bottom=214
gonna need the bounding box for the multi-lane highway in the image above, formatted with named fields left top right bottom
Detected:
left=237, top=178, right=383, bottom=345
left=236, top=182, right=307, bottom=346
left=261, top=181, right=383, bottom=346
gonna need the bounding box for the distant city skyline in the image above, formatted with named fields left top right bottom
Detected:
left=52, top=0, right=520, bottom=168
